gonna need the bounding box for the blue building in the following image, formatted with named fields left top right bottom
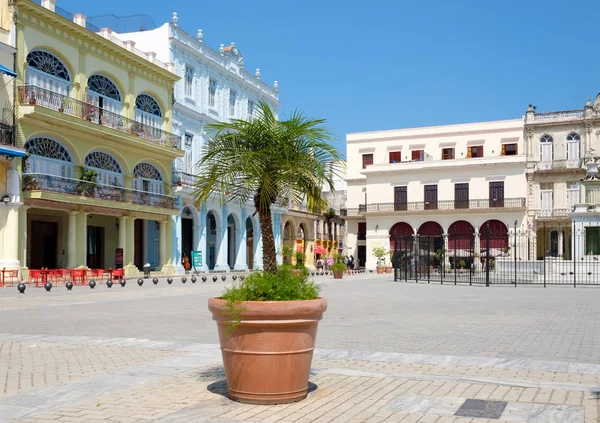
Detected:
left=119, top=14, right=281, bottom=272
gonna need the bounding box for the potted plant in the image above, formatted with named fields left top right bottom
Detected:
left=281, top=244, right=294, bottom=265
left=23, top=173, right=39, bottom=190
left=459, top=258, right=467, bottom=272
left=75, top=168, right=98, bottom=196
left=372, top=246, right=388, bottom=274
left=292, top=250, right=306, bottom=275
left=196, top=101, right=342, bottom=404
left=330, top=254, right=346, bottom=279
left=58, top=96, right=68, bottom=113
left=27, top=87, right=36, bottom=105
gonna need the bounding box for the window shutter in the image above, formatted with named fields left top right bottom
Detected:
left=479, top=146, right=484, bottom=157
left=467, top=147, right=472, bottom=158
left=501, top=144, right=506, bottom=156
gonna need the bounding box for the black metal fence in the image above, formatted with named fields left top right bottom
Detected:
left=392, top=223, right=600, bottom=287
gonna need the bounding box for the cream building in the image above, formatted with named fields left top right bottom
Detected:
left=345, top=119, right=528, bottom=270
left=523, top=98, right=600, bottom=259
left=12, top=0, right=183, bottom=278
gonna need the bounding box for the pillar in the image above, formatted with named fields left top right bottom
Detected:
left=76, top=212, right=88, bottom=267
left=67, top=211, right=78, bottom=268
left=474, top=228, right=481, bottom=271
left=254, top=221, right=263, bottom=270
left=443, top=234, right=450, bottom=270
left=305, top=240, right=315, bottom=268
left=558, top=229, right=564, bottom=258
left=124, top=216, right=138, bottom=276
left=198, top=204, right=208, bottom=271
left=234, top=208, right=248, bottom=270
left=118, top=216, right=127, bottom=251
left=172, top=214, right=185, bottom=274
left=19, top=206, right=29, bottom=277
left=214, top=205, right=230, bottom=271
left=0, top=205, right=20, bottom=270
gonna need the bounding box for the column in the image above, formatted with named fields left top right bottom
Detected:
left=19, top=207, right=29, bottom=276
left=443, top=234, right=450, bottom=271
left=118, top=216, right=127, bottom=254
left=305, top=240, right=315, bottom=268
left=272, top=211, right=282, bottom=265
left=198, top=204, right=208, bottom=271
left=234, top=208, right=248, bottom=270
left=76, top=212, right=88, bottom=267
left=172, top=214, right=185, bottom=274
left=254, top=222, right=263, bottom=270
left=67, top=211, right=78, bottom=268
left=474, top=228, right=481, bottom=271
left=124, top=216, right=138, bottom=276
left=160, top=219, right=176, bottom=274
left=214, top=205, right=230, bottom=271
left=558, top=229, right=564, bottom=258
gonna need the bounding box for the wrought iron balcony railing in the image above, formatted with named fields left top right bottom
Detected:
left=0, top=123, right=15, bottom=146
left=172, top=171, right=197, bottom=187
left=347, top=198, right=526, bottom=214
left=23, top=173, right=178, bottom=209
left=535, top=159, right=583, bottom=172
left=536, top=209, right=569, bottom=219
left=18, top=86, right=182, bottom=149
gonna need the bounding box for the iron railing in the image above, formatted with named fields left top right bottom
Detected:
left=0, top=123, right=15, bottom=146
left=535, top=159, right=583, bottom=172
left=18, top=86, right=182, bottom=149
left=172, top=171, right=196, bottom=187
left=348, top=198, right=526, bottom=214
left=392, top=224, right=600, bottom=287
left=23, top=173, right=178, bottom=209
left=536, top=209, right=569, bottom=219
left=532, top=110, right=584, bottom=122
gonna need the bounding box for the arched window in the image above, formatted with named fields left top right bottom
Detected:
left=24, top=137, right=74, bottom=178
left=539, top=134, right=554, bottom=163
left=26, top=50, right=71, bottom=95
left=566, top=132, right=581, bottom=162
left=133, top=162, right=163, bottom=194
left=135, top=94, right=163, bottom=130
left=87, top=75, right=122, bottom=115
left=85, top=151, right=123, bottom=186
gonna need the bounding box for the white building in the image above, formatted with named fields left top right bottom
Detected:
left=345, top=119, right=528, bottom=270
left=118, top=13, right=280, bottom=272
left=523, top=97, right=600, bottom=259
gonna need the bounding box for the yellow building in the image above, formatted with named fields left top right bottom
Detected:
left=13, top=0, right=183, bottom=278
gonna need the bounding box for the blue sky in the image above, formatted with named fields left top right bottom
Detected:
left=60, top=0, right=599, bottom=153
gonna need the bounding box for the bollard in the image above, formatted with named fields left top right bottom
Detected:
left=137, top=279, right=144, bottom=286
left=153, top=278, right=159, bottom=285
left=66, top=281, right=73, bottom=290
left=44, top=282, right=52, bottom=292
left=120, top=279, right=126, bottom=287
left=89, top=280, right=96, bottom=289
left=221, top=275, right=226, bottom=282
left=17, top=283, right=26, bottom=294
left=181, top=277, right=187, bottom=284
left=191, top=276, right=197, bottom=283
left=106, top=280, right=113, bottom=288
left=202, top=276, right=207, bottom=283
left=212, top=276, right=217, bottom=282
left=167, top=278, right=173, bottom=284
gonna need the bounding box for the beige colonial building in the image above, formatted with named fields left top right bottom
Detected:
left=524, top=98, right=600, bottom=259
left=345, top=119, right=528, bottom=270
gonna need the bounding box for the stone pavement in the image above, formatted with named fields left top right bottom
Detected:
left=1, top=274, right=600, bottom=422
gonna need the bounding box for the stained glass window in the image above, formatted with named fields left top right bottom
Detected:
left=26, top=51, right=71, bottom=81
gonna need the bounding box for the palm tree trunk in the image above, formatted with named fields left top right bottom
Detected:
left=258, top=207, right=278, bottom=273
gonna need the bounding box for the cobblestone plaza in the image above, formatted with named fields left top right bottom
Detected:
left=1, top=275, right=600, bottom=422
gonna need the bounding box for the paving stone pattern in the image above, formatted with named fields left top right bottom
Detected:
left=0, top=274, right=599, bottom=422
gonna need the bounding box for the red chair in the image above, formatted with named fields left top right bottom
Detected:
left=1, top=268, right=19, bottom=287
left=70, top=269, right=87, bottom=286
left=112, top=268, right=124, bottom=281
left=90, top=269, right=105, bottom=279
left=29, top=269, right=44, bottom=287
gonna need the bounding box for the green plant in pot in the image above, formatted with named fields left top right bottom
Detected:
left=281, top=244, right=294, bottom=265
left=195, top=101, right=342, bottom=405
left=75, top=168, right=98, bottom=197
left=372, top=246, right=388, bottom=274
left=330, top=253, right=346, bottom=279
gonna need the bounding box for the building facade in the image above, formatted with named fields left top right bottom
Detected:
left=13, top=0, right=183, bottom=278
left=523, top=97, right=600, bottom=259
left=345, top=119, right=527, bottom=270
left=0, top=0, right=25, bottom=273
left=118, top=13, right=280, bottom=272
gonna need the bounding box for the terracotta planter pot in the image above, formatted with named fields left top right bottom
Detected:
left=376, top=266, right=384, bottom=274
left=332, top=269, right=343, bottom=279
left=385, top=266, right=393, bottom=273
left=208, top=297, right=327, bottom=405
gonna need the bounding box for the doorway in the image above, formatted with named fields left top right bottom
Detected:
left=30, top=220, right=58, bottom=269
left=134, top=219, right=144, bottom=269
left=357, top=245, right=366, bottom=268
left=181, top=217, right=193, bottom=260
left=87, top=226, right=104, bottom=269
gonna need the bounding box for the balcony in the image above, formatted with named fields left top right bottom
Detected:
left=534, top=159, right=583, bottom=172
left=347, top=198, right=526, bottom=215
left=0, top=123, right=15, bottom=146
left=23, top=173, right=178, bottom=209
left=172, top=171, right=197, bottom=188
left=532, top=110, right=584, bottom=123
left=535, top=209, right=569, bottom=220
left=18, top=86, right=182, bottom=149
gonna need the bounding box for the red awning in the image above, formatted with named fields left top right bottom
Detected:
left=314, top=245, right=326, bottom=254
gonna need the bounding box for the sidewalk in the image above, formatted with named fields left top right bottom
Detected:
left=1, top=334, right=598, bottom=423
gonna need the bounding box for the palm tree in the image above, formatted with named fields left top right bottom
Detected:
left=193, top=101, right=342, bottom=274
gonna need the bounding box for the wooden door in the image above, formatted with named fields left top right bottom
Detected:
left=489, top=182, right=504, bottom=208
left=394, top=186, right=407, bottom=211
left=455, top=183, right=469, bottom=209
left=134, top=219, right=144, bottom=269
left=424, top=185, right=438, bottom=210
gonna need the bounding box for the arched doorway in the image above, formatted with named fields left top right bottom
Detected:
left=206, top=211, right=218, bottom=270
left=246, top=217, right=254, bottom=269
left=389, top=222, right=414, bottom=272
left=181, top=207, right=194, bottom=267
left=417, top=221, right=444, bottom=268
left=87, top=74, right=122, bottom=118
left=282, top=221, right=294, bottom=263
left=448, top=220, right=475, bottom=251
left=135, top=93, right=163, bottom=129
left=479, top=220, right=509, bottom=256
